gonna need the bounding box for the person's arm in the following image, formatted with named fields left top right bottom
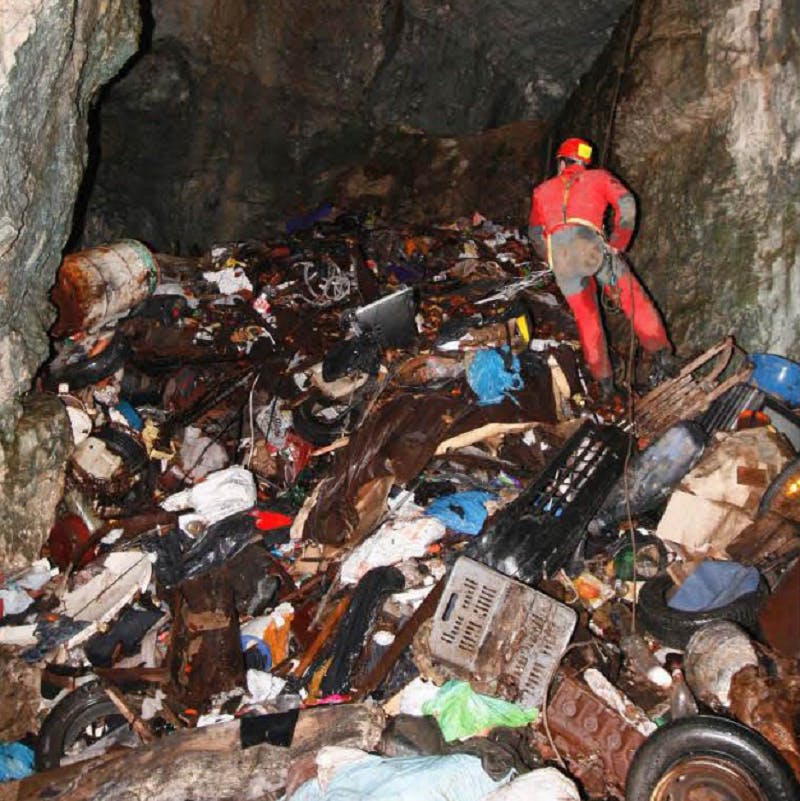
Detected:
left=528, top=190, right=548, bottom=261
left=603, top=172, right=636, bottom=251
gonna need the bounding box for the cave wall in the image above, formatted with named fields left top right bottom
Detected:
left=82, top=0, right=630, bottom=251
left=558, top=0, right=800, bottom=357
left=0, top=1, right=141, bottom=571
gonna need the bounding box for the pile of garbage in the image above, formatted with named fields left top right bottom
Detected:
left=1, top=210, right=799, bottom=800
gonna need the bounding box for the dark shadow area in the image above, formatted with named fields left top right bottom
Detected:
left=65, top=0, right=155, bottom=252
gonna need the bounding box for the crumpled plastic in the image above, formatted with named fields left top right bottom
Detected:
left=480, top=768, right=580, bottom=801
left=289, top=748, right=503, bottom=801
left=0, top=742, right=34, bottom=782
left=160, top=465, right=257, bottom=534
left=422, top=681, right=538, bottom=743
left=340, top=504, right=446, bottom=585
left=668, top=560, right=760, bottom=612
left=425, top=491, right=495, bottom=536
left=466, top=347, right=523, bottom=406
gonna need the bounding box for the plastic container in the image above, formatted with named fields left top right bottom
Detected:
left=429, top=556, right=576, bottom=709
left=749, top=353, right=800, bottom=406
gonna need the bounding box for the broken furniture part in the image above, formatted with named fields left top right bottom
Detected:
left=636, top=570, right=767, bottom=649
left=546, top=673, right=645, bottom=799
left=428, top=556, right=576, bottom=709
left=470, top=420, right=629, bottom=583
left=625, top=715, right=799, bottom=801
left=50, top=240, right=159, bottom=338
left=633, top=336, right=752, bottom=441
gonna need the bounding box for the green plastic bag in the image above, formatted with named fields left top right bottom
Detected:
left=422, top=680, right=538, bottom=742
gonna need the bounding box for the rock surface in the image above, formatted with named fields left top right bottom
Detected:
left=557, top=0, right=800, bottom=357
left=0, top=0, right=140, bottom=570
left=82, top=0, right=629, bottom=250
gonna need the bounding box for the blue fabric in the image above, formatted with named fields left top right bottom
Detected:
left=668, top=560, right=760, bottom=612
left=425, top=491, right=495, bottom=536
left=466, top=346, right=523, bottom=406
left=288, top=753, right=503, bottom=801
left=0, top=743, right=34, bottom=782
left=240, top=635, right=272, bottom=669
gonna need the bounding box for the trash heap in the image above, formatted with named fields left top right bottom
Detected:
left=1, top=211, right=799, bottom=800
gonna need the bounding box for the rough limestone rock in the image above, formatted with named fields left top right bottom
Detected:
left=558, top=0, right=800, bottom=357
left=0, top=0, right=140, bottom=570
left=82, top=0, right=629, bottom=250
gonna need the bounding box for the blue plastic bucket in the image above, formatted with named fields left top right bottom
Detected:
left=749, top=353, right=800, bottom=406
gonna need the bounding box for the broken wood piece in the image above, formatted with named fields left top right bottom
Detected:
left=351, top=577, right=444, bottom=702
left=290, top=595, right=350, bottom=678
left=435, top=421, right=540, bottom=455
left=167, top=567, right=243, bottom=710
left=10, top=703, right=385, bottom=801
left=102, top=684, right=153, bottom=744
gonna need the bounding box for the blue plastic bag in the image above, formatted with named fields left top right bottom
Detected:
left=0, top=742, right=34, bottom=782
left=668, top=560, right=760, bottom=612
left=466, top=347, right=523, bottom=406
left=425, top=491, right=495, bottom=536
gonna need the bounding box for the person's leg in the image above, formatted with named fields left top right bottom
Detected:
left=565, top=277, right=613, bottom=381
left=608, top=259, right=670, bottom=353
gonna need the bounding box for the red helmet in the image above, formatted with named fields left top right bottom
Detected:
left=556, top=137, right=593, bottom=165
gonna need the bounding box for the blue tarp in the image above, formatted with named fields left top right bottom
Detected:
left=668, top=560, right=760, bottom=612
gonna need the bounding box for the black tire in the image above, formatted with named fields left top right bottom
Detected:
left=637, top=572, right=767, bottom=649
left=47, top=331, right=129, bottom=390
left=291, top=395, right=363, bottom=446
left=626, top=715, right=799, bottom=801
left=36, top=681, right=128, bottom=770
left=758, top=455, right=800, bottom=517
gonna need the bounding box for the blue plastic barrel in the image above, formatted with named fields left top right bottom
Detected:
left=749, top=353, right=800, bottom=406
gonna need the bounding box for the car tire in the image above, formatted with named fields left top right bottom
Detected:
left=637, top=572, right=767, bottom=649
left=626, top=715, right=799, bottom=801
left=35, top=681, right=128, bottom=770
left=46, top=331, right=129, bottom=390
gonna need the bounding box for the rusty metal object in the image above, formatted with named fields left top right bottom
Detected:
left=758, top=558, right=800, bottom=659
left=651, top=755, right=765, bottom=801
left=546, top=674, right=645, bottom=798
left=729, top=664, right=800, bottom=782
left=51, top=240, right=159, bottom=337
left=633, top=337, right=752, bottom=440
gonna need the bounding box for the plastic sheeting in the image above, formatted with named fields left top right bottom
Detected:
left=422, top=681, right=537, bottom=742
left=289, top=750, right=503, bottom=801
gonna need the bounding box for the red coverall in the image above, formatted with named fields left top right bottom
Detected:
left=528, top=163, right=669, bottom=382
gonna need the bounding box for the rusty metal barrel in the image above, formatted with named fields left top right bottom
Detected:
left=50, top=240, right=159, bottom=337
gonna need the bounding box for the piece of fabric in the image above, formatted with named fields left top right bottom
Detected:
left=425, top=491, right=495, bottom=536
left=669, top=560, right=760, bottom=612
left=422, top=680, right=538, bottom=743
left=466, top=347, right=523, bottom=406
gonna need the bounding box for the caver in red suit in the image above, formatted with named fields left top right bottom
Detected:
left=528, top=137, right=673, bottom=395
